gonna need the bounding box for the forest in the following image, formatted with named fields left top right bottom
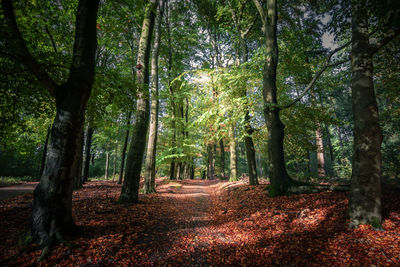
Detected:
left=0, top=0, right=400, bottom=265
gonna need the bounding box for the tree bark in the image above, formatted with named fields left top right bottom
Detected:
left=165, top=0, right=176, bottom=181
left=105, top=152, right=109, bottom=180
left=2, top=0, right=100, bottom=252
left=39, top=126, right=51, bottom=177
left=244, top=112, right=258, bottom=185
left=112, top=147, right=116, bottom=181
left=81, top=125, right=93, bottom=183
left=144, top=0, right=165, bottom=194
left=253, top=0, right=294, bottom=195
left=118, top=112, right=131, bottom=184
left=315, top=122, right=326, bottom=177
left=348, top=0, right=382, bottom=228
left=119, top=0, right=157, bottom=203
left=207, top=144, right=214, bottom=179
left=238, top=32, right=258, bottom=185
left=74, top=130, right=84, bottom=189
left=219, top=139, right=225, bottom=179
left=229, top=125, right=238, bottom=181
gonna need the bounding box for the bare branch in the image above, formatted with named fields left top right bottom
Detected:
left=241, top=12, right=259, bottom=38
left=282, top=58, right=350, bottom=110
left=370, top=26, right=400, bottom=54
left=252, top=0, right=266, bottom=26
left=2, top=0, right=58, bottom=96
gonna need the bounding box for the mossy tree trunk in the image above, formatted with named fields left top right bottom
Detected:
left=253, top=0, right=294, bottom=195
left=348, top=0, right=382, bottom=228
left=119, top=0, right=157, bottom=203
left=2, top=0, right=100, bottom=252
left=144, top=0, right=164, bottom=194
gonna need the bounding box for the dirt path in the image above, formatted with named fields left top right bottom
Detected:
left=0, top=182, right=38, bottom=201
left=138, top=179, right=219, bottom=266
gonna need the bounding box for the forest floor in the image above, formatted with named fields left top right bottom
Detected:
left=1, top=178, right=400, bottom=266
left=0, top=182, right=37, bottom=200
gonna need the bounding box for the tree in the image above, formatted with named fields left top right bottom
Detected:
left=253, top=0, right=294, bottom=195
left=119, top=0, right=157, bottom=203
left=348, top=0, right=400, bottom=228
left=144, top=0, right=165, bottom=194
left=1, top=0, right=99, bottom=254
left=118, top=112, right=132, bottom=184
left=81, top=124, right=94, bottom=183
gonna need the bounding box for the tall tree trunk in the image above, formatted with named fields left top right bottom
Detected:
left=105, top=152, right=109, bottom=180
left=39, top=126, right=51, bottom=177
left=219, top=139, right=225, bottom=179
left=74, top=130, right=84, bottom=189
left=81, top=125, right=93, bottom=184
left=348, top=0, right=382, bottom=228
left=118, top=112, right=131, bottom=184
left=165, top=0, right=176, bottom=181
left=112, top=147, right=116, bottom=181
left=244, top=112, right=258, bottom=185
left=316, top=122, right=326, bottom=177
left=207, top=144, right=214, bottom=179
left=144, top=0, right=164, bottom=194
left=2, top=0, right=100, bottom=251
left=119, top=0, right=156, bottom=203
left=238, top=36, right=258, bottom=185
left=190, top=164, right=194, bottom=180
left=324, top=124, right=334, bottom=166
left=229, top=125, right=238, bottom=181
left=253, top=0, right=294, bottom=195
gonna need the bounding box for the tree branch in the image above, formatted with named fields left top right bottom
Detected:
left=282, top=58, right=349, bottom=110
left=241, top=12, right=258, bottom=38
left=370, top=26, right=400, bottom=54
left=280, top=40, right=352, bottom=110
left=252, top=0, right=266, bottom=26
left=2, top=0, right=58, bottom=96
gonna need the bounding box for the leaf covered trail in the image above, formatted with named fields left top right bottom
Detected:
left=1, top=179, right=400, bottom=266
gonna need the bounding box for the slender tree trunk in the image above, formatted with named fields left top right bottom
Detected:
left=74, top=131, right=84, bottom=189
left=166, top=0, right=176, bottom=181
left=39, top=126, right=51, bottom=177
left=81, top=125, right=93, bottom=183
left=316, top=122, right=326, bottom=177
left=112, top=147, right=116, bottom=181
left=348, top=0, right=382, bottom=228
left=207, top=144, right=214, bottom=179
left=119, top=0, right=157, bottom=203
left=229, top=125, right=238, bottom=181
left=244, top=112, right=258, bottom=185
left=219, top=139, right=225, bottom=179
left=239, top=38, right=258, bottom=185
left=190, top=165, right=194, bottom=180
left=144, top=0, right=164, bottom=194
left=325, top=124, right=334, bottom=166
left=169, top=160, right=176, bottom=180
left=118, top=112, right=131, bottom=184
left=105, top=152, right=109, bottom=180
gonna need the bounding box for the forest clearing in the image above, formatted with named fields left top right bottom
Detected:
left=1, top=0, right=400, bottom=265
left=1, top=178, right=400, bottom=266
